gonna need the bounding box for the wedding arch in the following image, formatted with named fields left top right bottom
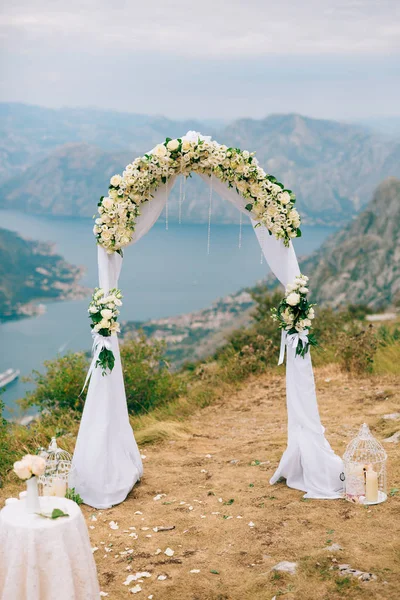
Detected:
left=70, top=132, right=344, bottom=509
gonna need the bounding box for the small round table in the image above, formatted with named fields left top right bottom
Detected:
left=0, top=497, right=100, bottom=600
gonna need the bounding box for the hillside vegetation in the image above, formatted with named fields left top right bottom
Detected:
left=0, top=227, right=86, bottom=320
left=304, top=178, right=400, bottom=309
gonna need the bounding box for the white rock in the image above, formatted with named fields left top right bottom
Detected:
left=164, top=547, right=174, bottom=557
left=383, top=413, right=400, bottom=420
left=383, top=431, right=400, bottom=443
left=99, top=593, right=108, bottom=597
left=324, top=543, right=343, bottom=552
left=248, top=521, right=255, bottom=528
left=153, top=494, right=166, bottom=501
left=190, top=569, right=200, bottom=573
left=271, top=561, right=297, bottom=575
left=130, top=584, right=142, bottom=594
left=157, top=575, right=168, bottom=581
left=155, top=548, right=162, bottom=555
left=109, top=521, right=119, bottom=530
left=90, top=515, right=98, bottom=521
left=89, top=526, right=95, bottom=530
left=134, top=511, right=143, bottom=515
left=205, top=454, right=212, bottom=458
left=148, top=596, right=153, bottom=600
left=92, top=547, right=98, bottom=553
left=129, top=533, right=138, bottom=539
left=200, top=469, right=207, bottom=473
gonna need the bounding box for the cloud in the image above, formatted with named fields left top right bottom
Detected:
left=1, top=0, right=399, bottom=58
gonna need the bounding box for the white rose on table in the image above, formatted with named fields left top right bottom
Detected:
left=286, top=292, right=301, bottom=306
left=30, top=455, right=46, bottom=476
left=101, top=309, right=113, bottom=320
left=13, top=460, right=32, bottom=480
left=167, top=139, right=180, bottom=152
left=110, top=174, right=122, bottom=187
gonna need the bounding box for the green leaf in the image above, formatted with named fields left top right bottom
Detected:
left=245, top=203, right=253, bottom=211
left=51, top=508, right=69, bottom=519
left=223, top=499, right=234, bottom=505
left=296, top=228, right=302, bottom=238
left=210, top=569, right=220, bottom=575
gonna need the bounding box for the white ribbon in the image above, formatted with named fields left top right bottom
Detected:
left=278, top=330, right=309, bottom=365
left=81, top=332, right=113, bottom=394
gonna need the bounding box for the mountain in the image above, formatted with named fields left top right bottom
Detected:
left=0, top=227, right=86, bottom=321
left=0, top=102, right=209, bottom=182
left=0, top=104, right=399, bottom=225
left=303, top=178, right=400, bottom=309
left=220, top=114, right=400, bottom=222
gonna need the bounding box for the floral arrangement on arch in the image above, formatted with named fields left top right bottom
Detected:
left=88, top=288, right=123, bottom=373
left=271, top=274, right=317, bottom=358
left=93, top=132, right=301, bottom=254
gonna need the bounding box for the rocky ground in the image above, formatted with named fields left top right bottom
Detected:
left=2, top=365, right=400, bottom=599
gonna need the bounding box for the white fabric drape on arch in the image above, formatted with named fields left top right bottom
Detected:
left=72, top=173, right=343, bottom=508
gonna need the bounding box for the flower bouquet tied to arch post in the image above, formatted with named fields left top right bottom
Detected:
left=88, top=287, right=123, bottom=374
left=271, top=274, right=317, bottom=359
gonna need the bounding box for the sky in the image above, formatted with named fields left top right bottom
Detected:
left=0, top=0, right=399, bottom=120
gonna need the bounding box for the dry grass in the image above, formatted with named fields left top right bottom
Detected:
left=1, top=365, right=400, bottom=600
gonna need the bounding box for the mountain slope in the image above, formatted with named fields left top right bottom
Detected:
left=303, top=177, right=400, bottom=309
left=221, top=113, right=400, bottom=221
left=0, top=227, right=86, bottom=320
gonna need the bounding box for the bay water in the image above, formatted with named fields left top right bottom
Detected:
left=0, top=208, right=335, bottom=417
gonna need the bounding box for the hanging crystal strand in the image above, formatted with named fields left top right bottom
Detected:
left=178, top=176, right=183, bottom=225
left=178, top=156, right=184, bottom=225
left=165, top=179, right=169, bottom=231
left=238, top=212, right=243, bottom=249
left=207, top=174, right=213, bottom=255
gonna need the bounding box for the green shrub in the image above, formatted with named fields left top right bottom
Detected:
left=335, top=323, right=378, bottom=374
left=122, top=335, right=185, bottom=414
left=20, top=336, right=185, bottom=417
left=0, top=398, right=14, bottom=484
left=20, top=352, right=89, bottom=414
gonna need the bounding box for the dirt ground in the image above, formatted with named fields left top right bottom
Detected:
left=2, top=365, right=400, bottom=599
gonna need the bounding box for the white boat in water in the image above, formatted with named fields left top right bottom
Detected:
left=0, top=368, right=20, bottom=388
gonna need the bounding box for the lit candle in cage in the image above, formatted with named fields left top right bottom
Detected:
left=365, top=465, right=378, bottom=503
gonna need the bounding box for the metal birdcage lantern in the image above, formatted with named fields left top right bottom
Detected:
left=343, top=423, right=387, bottom=504
left=38, top=437, right=73, bottom=498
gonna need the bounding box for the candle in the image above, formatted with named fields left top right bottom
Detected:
left=365, top=466, right=379, bottom=503
left=53, top=478, right=67, bottom=498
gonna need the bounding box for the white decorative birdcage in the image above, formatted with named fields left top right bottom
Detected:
left=38, top=437, right=73, bottom=498
left=343, top=423, right=387, bottom=505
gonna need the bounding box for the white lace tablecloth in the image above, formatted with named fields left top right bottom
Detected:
left=0, top=497, right=100, bottom=600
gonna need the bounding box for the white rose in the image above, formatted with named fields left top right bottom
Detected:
left=279, top=191, right=291, bottom=205
left=100, top=308, right=113, bottom=320
left=303, top=319, right=312, bottom=327
left=308, top=307, right=315, bottom=319
left=242, top=150, right=250, bottom=159
left=101, top=230, right=112, bottom=241
left=110, top=322, right=121, bottom=333
left=110, top=174, right=122, bottom=187
left=299, top=286, right=309, bottom=294
left=13, top=459, right=32, bottom=480
left=286, top=292, right=300, bottom=306
left=89, top=306, right=98, bottom=314
left=93, top=323, right=102, bottom=332
left=152, top=144, right=167, bottom=158
left=102, top=197, right=114, bottom=210
left=30, top=455, right=46, bottom=476
left=167, top=139, right=179, bottom=151
left=99, top=318, right=110, bottom=329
